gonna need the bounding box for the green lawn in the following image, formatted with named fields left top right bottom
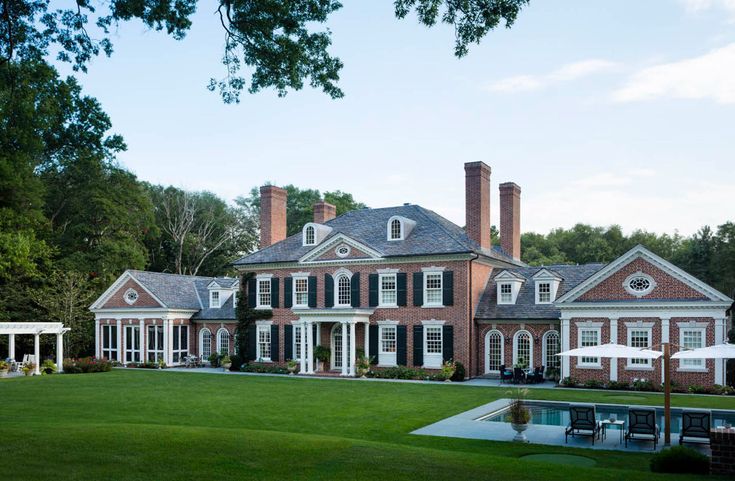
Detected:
left=1, top=370, right=733, bottom=480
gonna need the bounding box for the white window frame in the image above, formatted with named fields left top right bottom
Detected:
left=512, top=330, right=533, bottom=369
left=484, top=329, right=504, bottom=374
left=293, top=276, right=309, bottom=308
left=124, top=325, right=141, bottom=363
left=626, top=326, right=653, bottom=369
left=256, top=323, right=272, bottom=362
left=422, top=320, right=444, bottom=368
left=379, top=273, right=398, bottom=307
left=199, top=328, right=212, bottom=361
left=210, top=290, right=220, bottom=308
left=577, top=327, right=601, bottom=367
left=256, top=275, right=272, bottom=309
left=292, top=324, right=303, bottom=362
left=378, top=321, right=398, bottom=367
left=102, top=324, right=118, bottom=360
left=678, top=326, right=706, bottom=371
left=423, top=269, right=444, bottom=307
left=172, top=325, right=189, bottom=364
left=499, top=283, right=513, bottom=304
left=387, top=216, right=404, bottom=241
left=542, top=330, right=560, bottom=371
left=623, top=271, right=657, bottom=297
left=216, top=328, right=230, bottom=355
left=335, top=273, right=352, bottom=307
left=536, top=282, right=552, bottom=304
left=147, top=324, right=164, bottom=362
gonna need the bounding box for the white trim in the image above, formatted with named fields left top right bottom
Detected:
left=677, top=325, right=707, bottom=370
left=335, top=244, right=351, bottom=258
left=484, top=329, right=504, bottom=374
left=387, top=215, right=416, bottom=241
left=422, top=271, right=443, bottom=307
left=512, top=330, right=533, bottom=368
left=535, top=281, right=553, bottom=304
left=199, top=327, right=212, bottom=360
left=216, top=327, right=230, bottom=355
left=299, top=233, right=382, bottom=263
left=423, top=324, right=443, bottom=369
left=292, top=275, right=310, bottom=309
left=89, top=271, right=168, bottom=310
left=123, top=288, right=139, bottom=305
left=542, top=330, right=560, bottom=372
left=421, top=266, right=446, bottom=273
left=378, top=272, right=398, bottom=307
left=334, top=270, right=353, bottom=308
left=626, top=325, right=653, bottom=368
left=255, top=324, right=272, bottom=362
left=377, top=323, right=398, bottom=367
left=209, top=290, right=220, bottom=308
left=623, top=271, right=657, bottom=298
left=421, top=319, right=446, bottom=326
left=576, top=325, right=602, bottom=368
left=255, top=277, right=272, bottom=309
left=302, top=222, right=333, bottom=247
left=377, top=268, right=400, bottom=274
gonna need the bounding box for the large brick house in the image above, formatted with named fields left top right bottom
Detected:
left=90, top=162, right=732, bottom=386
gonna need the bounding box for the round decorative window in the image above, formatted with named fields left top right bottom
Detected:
left=623, top=272, right=656, bottom=297
left=335, top=244, right=351, bottom=258
left=124, top=288, right=139, bottom=305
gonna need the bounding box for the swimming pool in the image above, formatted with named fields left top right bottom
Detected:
left=478, top=401, right=735, bottom=434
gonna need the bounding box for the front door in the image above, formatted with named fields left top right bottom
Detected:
left=125, top=325, right=140, bottom=363
left=331, top=324, right=351, bottom=370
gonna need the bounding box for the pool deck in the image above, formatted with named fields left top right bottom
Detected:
left=411, top=398, right=713, bottom=454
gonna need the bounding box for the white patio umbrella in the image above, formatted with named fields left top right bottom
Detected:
left=671, top=342, right=735, bottom=360
left=556, top=343, right=663, bottom=360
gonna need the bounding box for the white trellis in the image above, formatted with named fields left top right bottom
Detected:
left=0, top=323, right=71, bottom=375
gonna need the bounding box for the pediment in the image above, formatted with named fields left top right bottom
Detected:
left=299, top=233, right=383, bottom=263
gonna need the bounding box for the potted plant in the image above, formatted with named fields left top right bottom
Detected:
left=508, top=388, right=531, bottom=442
left=208, top=352, right=220, bottom=368
left=220, top=355, right=232, bottom=371
left=545, top=366, right=560, bottom=383
left=0, top=360, right=9, bottom=378
left=157, top=357, right=166, bottom=369
left=22, top=363, right=35, bottom=376
left=287, top=359, right=298, bottom=375
left=440, top=359, right=457, bottom=382
left=514, top=357, right=528, bottom=370
left=355, top=355, right=372, bottom=378
left=40, top=360, right=57, bottom=375
left=313, top=345, right=330, bottom=372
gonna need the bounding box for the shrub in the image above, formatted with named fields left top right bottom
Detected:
left=229, top=354, right=244, bottom=372
left=62, top=357, right=112, bottom=374
left=650, top=446, right=710, bottom=474
left=0, top=360, right=9, bottom=370
left=631, top=379, right=656, bottom=392
left=241, top=363, right=289, bottom=374
left=451, top=361, right=466, bottom=382
left=208, top=352, right=221, bottom=368
left=606, top=381, right=630, bottom=391
left=313, top=345, right=330, bottom=363
left=40, top=360, right=57, bottom=375
left=688, top=384, right=712, bottom=395
left=367, top=366, right=436, bottom=380
left=583, top=379, right=604, bottom=389
left=560, top=377, right=577, bottom=387
left=713, top=384, right=735, bottom=395
left=440, top=360, right=457, bottom=381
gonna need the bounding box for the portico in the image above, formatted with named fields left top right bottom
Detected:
left=292, top=308, right=374, bottom=376
left=0, top=322, right=71, bottom=375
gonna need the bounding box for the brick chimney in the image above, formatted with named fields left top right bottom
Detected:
left=313, top=200, right=337, bottom=224
left=259, top=185, right=287, bottom=249
left=499, top=182, right=521, bottom=260
left=465, top=162, right=492, bottom=250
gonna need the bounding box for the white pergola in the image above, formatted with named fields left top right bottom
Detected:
left=0, top=322, right=71, bottom=375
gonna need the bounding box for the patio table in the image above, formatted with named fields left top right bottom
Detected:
left=601, top=419, right=625, bottom=444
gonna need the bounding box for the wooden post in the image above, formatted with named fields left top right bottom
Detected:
left=664, top=342, right=671, bottom=446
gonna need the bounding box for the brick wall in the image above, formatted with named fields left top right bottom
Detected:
left=314, top=244, right=373, bottom=261
left=711, top=428, right=735, bottom=475
left=101, top=279, right=162, bottom=309
left=478, top=323, right=557, bottom=374
left=499, top=182, right=521, bottom=260
left=260, top=185, right=287, bottom=249
left=464, top=162, right=491, bottom=250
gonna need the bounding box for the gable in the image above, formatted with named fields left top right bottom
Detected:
left=299, top=233, right=383, bottom=263
left=312, top=243, right=373, bottom=261
left=101, top=278, right=164, bottom=309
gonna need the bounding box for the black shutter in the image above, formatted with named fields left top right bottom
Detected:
left=246, top=324, right=257, bottom=361
left=397, top=273, right=407, bottom=307
left=308, top=276, right=317, bottom=308
left=369, top=325, right=379, bottom=365
left=324, top=274, right=334, bottom=308
left=396, top=325, right=407, bottom=366
left=284, top=325, right=293, bottom=360
left=284, top=277, right=293, bottom=308
left=442, top=271, right=454, bottom=306
left=351, top=272, right=361, bottom=307
left=271, top=325, right=279, bottom=362
left=369, top=274, right=379, bottom=307
left=312, top=324, right=318, bottom=348
left=247, top=277, right=257, bottom=308
left=443, top=325, right=454, bottom=362
left=271, top=278, right=280, bottom=308
left=413, top=325, right=424, bottom=367
left=413, top=272, right=423, bottom=306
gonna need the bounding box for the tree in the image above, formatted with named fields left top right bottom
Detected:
left=0, top=0, right=531, bottom=101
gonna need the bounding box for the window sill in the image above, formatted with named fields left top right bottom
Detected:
left=255, top=306, right=272, bottom=310
left=625, top=366, right=654, bottom=371
left=377, top=363, right=397, bottom=368
left=676, top=368, right=707, bottom=373
left=256, top=359, right=273, bottom=364
left=377, top=305, right=399, bottom=309
left=575, top=365, right=602, bottom=370
left=422, top=365, right=442, bottom=370
left=421, top=304, right=444, bottom=309
left=292, top=305, right=309, bottom=309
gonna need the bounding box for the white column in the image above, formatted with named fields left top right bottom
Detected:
left=349, top=322, right=356, bottom=377
left=8, top=333, right=15, bottom=361
left=33, top=333, right=40, bottom=375
left=299, top=321, right=307, bottom=374
left=316, top=323, right=321, bottom=346
left=307, top=322, right=315, bottom=374
left=139, top=319, right=145, bottom=363
left=341, top=322, right=348, bottom=376
left=94, top=319, right=100, bottom=358
left=715, top=318, right=726, bottom=385
left=661, top=318, right=670, bottom=383
left=116, top=320, right=123, bottom=364
left=56, top=333, right=64, bottom=373
left=609, top=318, right=618, bottom=382
left=561, top=318, right=570, bottom=380
left=167, top=320, right=174, bottom=366
left=364, top=322, right=370, bottom=359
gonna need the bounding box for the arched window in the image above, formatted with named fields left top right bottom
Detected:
left=485, top=330, right=504, bottom=373
left=304, top=225, right=315, bottom=245
left=543, top=330, right=560, bottom=371
left=216, top=328, right=230, bottom=355
left=336, top=275, right=351, bottom=306
left=513, top=330, right=533, bottom=369
left=390, top=219, right=402, bottom=240
left=200, top=328, right=212, bottom=360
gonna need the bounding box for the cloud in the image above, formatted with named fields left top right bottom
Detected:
left=486, top=59, right=619, bottom=93
left=680, top=0, right=735, bottom=17
left=612, top=43, right=735, bottom=104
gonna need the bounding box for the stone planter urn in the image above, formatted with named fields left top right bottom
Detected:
left=0, top=368, right=8, bottom=378
left=287, top=365, right=298, bottom=375
left=222, top=362, right=232, bottom=371
left=511, top=423, right=529, bottom=443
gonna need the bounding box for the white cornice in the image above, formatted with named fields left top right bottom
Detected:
left=299, top=233, right=383, bottom=263
left=89, top=271, right=168, bottom=310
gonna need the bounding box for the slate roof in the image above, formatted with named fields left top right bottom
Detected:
left=233, top=204, right=522, bottom=266
left=125, top=270, right=238, bottom=320
left=475, top=263, right=607, bottom=320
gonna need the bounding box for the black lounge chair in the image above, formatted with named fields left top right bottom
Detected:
left=512, top=367, right=526, bottom=384
left=565, top=404, right=602, bottom=445
left=680, top=410, right=711, bottom=445
left=499, top=365, right=513, bottom=384
left=625, top=408, right=660, bottom=450
left=528, top=366, right=544, bottom=384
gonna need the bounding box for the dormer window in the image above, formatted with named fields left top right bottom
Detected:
left=532, top=268, right=562, bottom=305
left=210, top=291, right=220, bottom=308
left=302, top=222, right=332, bottom=247
left=500, top=283, right=513, bottom=303
left=495, top=270, right=524, bottom=305
left=387, top=215, right=416, bottom=241
left=304, top=225, right=315, bottom=245
left=390, top=219, right=402, bottom=240
left=537, top=282, right=551, bottom=303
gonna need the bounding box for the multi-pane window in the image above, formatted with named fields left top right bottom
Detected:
left=425, top=326, right=443, bottom=354
left=293, top=325, right=303, bottom=361
left=257, top=326, right=271, bottom=361
left=257, top=279, right=271, bottom=308
left=172, top=325, right=188, bottom=363
left=337, top=275, right=351, bottom=306
left=125, top=325, right=140, bottom=363
left=538, top=282, right=551, bottom=303
left=380, top=274, right=397, bottom=306
left=486, top=330, right=503, bottom=372
left=545, top=331, right=560, bottom=370
left=390, top=219, right=402, bottom=240
left=147, top=325, right=164, bottom=362
left=210, top=291, right=220, bottom=308
left=379, top=325, right=397, bottom=366
left=628, top=328, right=651, bottom=367
left=681, top=329, right=705, bottom=368
left=579, top=328, right=600, bottom=365
left=102, top=325, right=118, bottom=360
left=500, top=283, right=513, bottom=303
left=217, top=328, right=230, bottom=355
left=305, top=226, right=315, bottom=245
left=424, top=273, right=443, bottom=306
left=514, top=331, right=531, bottom=368
left=200, top=329, right=212, bottom=360
left=294, top=277, right=309, bottom=307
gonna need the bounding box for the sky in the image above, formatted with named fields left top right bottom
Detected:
left=70, top=0, right=735, bottom=236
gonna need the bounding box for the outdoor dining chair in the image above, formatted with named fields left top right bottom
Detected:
left=679, top=410, right=711, bottom=446
left=625, top=408, right=660, bottom=450
left=499, top=365, right=513, bottom=383
left=565, top=404, right=602, bottom=445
